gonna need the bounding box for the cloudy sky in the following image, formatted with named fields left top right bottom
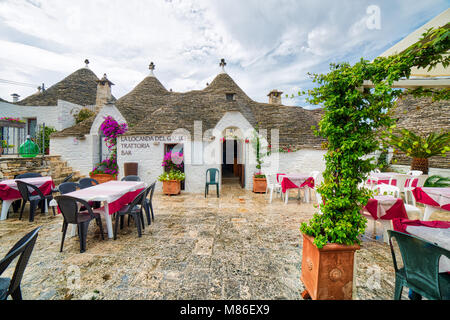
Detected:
left=0, top=0, right=448, bottom=107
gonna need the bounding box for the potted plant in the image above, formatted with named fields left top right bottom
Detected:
left=298, top=25, right=448, bottom=300
left=90, top=156, right=119, bottom=183
left=0, top=140, right=12, bottom=156
left=89, top=116, right=128, bottom=183
left=158, top=170, right=186, bottom=195
left=159, top=151, right=185, bottom=195
left=251, top=126, right=268, bottom=193
left=36, top=126, right=57, bottom=155
left=382, top=128, right=450, bottom=174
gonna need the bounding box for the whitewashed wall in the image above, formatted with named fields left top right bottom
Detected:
left=0, top=99, right=83, bottom=131
left=50, top=135, right=98, bottom=176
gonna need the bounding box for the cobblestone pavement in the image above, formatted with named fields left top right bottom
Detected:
left=0, top=182, right=448, bottom=300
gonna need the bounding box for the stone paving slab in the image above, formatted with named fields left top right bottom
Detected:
left=0, top=184, right=448, bottom=300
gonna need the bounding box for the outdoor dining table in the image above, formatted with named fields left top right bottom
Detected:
left=0, top=176, right=55, bottom=220
left=362, top=195, right=409, bottom=241
left=367, top=172, right=417, bottom=187
left=412, top=187, right=450, bottom=221
left=277, top=173, right=314, bottom=204
left=392, top=218, right=450, bottom=273
left=63, top=180, right=147, bottom=239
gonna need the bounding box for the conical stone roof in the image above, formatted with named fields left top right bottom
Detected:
left=16, top=68, right=100, bottom=106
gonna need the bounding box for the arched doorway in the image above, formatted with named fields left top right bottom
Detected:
left=221, top=127, right=245, bottom=188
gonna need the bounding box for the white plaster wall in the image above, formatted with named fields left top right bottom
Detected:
left=0, top=99, right=83, bottom=132
left=50, top=136, right=97, bottom=176
left=90, top=104, right=127, bottom=135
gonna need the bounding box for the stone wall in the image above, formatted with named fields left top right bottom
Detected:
left=391, top=94, right=450, bottom=169
left=0, top=155, right=82, bottom=184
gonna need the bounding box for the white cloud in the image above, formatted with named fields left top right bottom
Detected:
left=0, top=0, right=448, bottom=105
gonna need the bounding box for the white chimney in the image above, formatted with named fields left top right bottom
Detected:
left=11, top=93, right=20, bottom=103
left=95, top=74, right=114, bottom=112
left=268, top=90, right=283, bottom=105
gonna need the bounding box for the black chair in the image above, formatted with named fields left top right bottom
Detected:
left=78, top=178, right=99, bottom=189
left=12, top=173, right=43, bottom=212
left=121, top=175, right=141, bottom=182
left=62, top=173, right=74, bottom=183
left=52, top=174, right=75, bottom=194
left=114, top=189, right=147, bottom=240
left=15, top=173, right=42, bottom=179
left=57, top=182, right=80, bottom=195
left=16, top=181, right=55, bottom=222
left=387, top=230, right=450, bottom=300
left=143, top=182, right=156, bottom=225
left=56, top=196, right=105, bottom=253
left=0, top=227, right=41, bottom=300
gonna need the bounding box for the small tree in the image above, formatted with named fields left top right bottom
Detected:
left=300, top=25, right=449, bottom=249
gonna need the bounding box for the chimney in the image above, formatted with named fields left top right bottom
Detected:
left=268, top=90, right=283, bottom=105
left=95, top=73, right=114, bottom=112
left=11, top=93, right=20, bottom=103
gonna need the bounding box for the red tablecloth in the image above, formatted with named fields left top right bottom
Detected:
left=363, top=196, right=408, bottom=220
left=277, top=173, right=314, bottom=193
left=392, top=218, right=450, bottom=234
left=412, top=187, right=450, bottom=211
left=0, top=178, right=55, bottom=200
left=367, top=173, right=418, bottom=187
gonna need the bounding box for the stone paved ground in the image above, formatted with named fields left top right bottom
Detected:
left=0, top=182, right=448, bottom=300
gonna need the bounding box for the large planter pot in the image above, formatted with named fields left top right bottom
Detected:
left=300, top=233, right=360, bottom=300
left=253, top=177, right=267, bottom=193
left=90, top=173, right=117, bottom=184
left=162, top=180, right=181, bottom=195
left=0, top=147, right=2, bottom=157
left=411, top=157, right=429, bottom=175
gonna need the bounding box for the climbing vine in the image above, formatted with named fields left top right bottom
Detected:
left=300, top=24, right=450, bottom=249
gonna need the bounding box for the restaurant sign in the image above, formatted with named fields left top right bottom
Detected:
left=119, top=135, right=185, bottom=156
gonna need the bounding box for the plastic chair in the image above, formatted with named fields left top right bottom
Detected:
left=143, top=182, right=156, bottom=225
left=114, top=189, right=147, bottom=240
left=265, top=173, right=281, bottom=203
left=405, top=175, right=429, bottom=206
left=121, top=175, right=141, bottom=182
left=16, top=181, right=55, bottom=222
left=78, top=178, right=99, bottom=189
left=57, top=182, right=79, bottom=195
left=15, top=173, right=42, bottom=179
left=0, top=227, right=41, bottom=300
left=387, top=230, right=450, bottom=300
left=56, top=196, right=104, bottom=253
left=205, top=168, right=219, bottom=198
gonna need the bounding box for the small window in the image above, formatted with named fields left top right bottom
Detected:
left=226, top=93, right=235, bottom=101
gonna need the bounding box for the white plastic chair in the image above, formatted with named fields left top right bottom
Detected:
left=404, top=174, right=428, bottom=206
left=265, top=173, right=282, bottom=203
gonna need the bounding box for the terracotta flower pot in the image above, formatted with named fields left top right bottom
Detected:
left=253, top=177, right=267, bottom=193
left=163, top=180, right=181, bottom=195
left=411, top=157, right=429, bottom=175
left=90, top=173, right=117, bottom=184
left=0, top=147, right=2, bottom=157
left=300, top=233, right=360, bottom=300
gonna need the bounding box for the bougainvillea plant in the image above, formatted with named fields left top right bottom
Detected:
left=161, top=151, right=184, bottom=172
left=299, top=25, right=449, bottom=249
left=0, top=117, right=25, bottom=124
left=90, top=116, right=128, bottom=176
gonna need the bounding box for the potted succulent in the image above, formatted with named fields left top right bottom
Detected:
left=381, top=128, right=450, bottom=174
left=159, top=151, right=185, bottom=195
left=298, top=25, right=448, bottom=300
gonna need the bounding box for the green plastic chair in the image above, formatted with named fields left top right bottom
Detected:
left=387, top=230, right=450, bottom=300
left=205, top=168, right=220, bottom=198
